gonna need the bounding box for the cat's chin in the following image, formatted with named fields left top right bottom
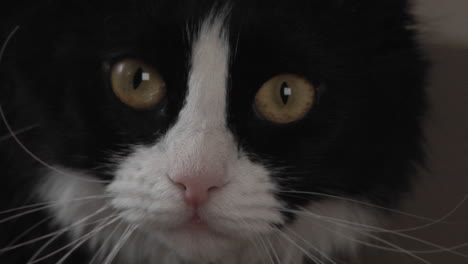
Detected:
left=156, top=225, right=244, bottom=262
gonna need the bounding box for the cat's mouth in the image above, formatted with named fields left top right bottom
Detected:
left=158, top=209, right=234, bottom=238
left=174, top=211, right=214, bottom=234
left=185, top=212, right=209, bottom=229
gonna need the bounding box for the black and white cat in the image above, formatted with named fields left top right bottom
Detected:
left=0, top=0, right=427, bottom=263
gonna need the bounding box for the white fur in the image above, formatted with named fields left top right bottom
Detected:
left=37, top=13, right=377, bottom=264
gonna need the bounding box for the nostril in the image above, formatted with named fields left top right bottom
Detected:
left=207, top=185, right=220, bottom=193
left=177, top=182, right=187, bottom=191
left=167, top=175, right=187, bottom=191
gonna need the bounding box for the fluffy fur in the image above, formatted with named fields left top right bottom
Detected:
left=0, top=0, right=426, bottom=263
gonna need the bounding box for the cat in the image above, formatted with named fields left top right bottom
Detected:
left=0, top=0, right=427, bottom=263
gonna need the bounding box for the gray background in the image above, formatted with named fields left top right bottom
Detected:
left=361, top=0, right=468, bottom=263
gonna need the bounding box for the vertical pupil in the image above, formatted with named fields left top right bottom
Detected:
left=280, top=82, right=291, bottom=105
left=133, top=68, right=143, bottom=89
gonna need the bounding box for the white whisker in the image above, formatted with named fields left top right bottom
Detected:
left=283, top=226, right=337, bottom=264
left=288, top=207, right=468, bottom=258
left=360, top=231, right=432, bottom=264
left=5, top=215, right=54, bottom=247
left=102, top=224, right=137, bottom=264
left=27, top=214, right=120, bottom=264
left=0, top=124, right=39, bottom=143
left=265, top=235, right=281, bottom=264
left=278, top=190, right=448, bottom=224
left=1, top=106, right=111, bottom=184
left=0, top=195, right=111, bottom=215
left=26, top=226, right=64, bottom=263
left=88, top=221, right=124, bottom=264
left=274, top=226, right=324, bottom=264
left=258, top=234, right=275, bottom=264
left=0, top=26, right=110, bottom=186
left=1, top=206, right=109, bottom=252
left=0, top=206, right=53, bottom=225
left=55, top=215, right=121, bottom=264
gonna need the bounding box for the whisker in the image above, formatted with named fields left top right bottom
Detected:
left=284, top=206, right=468, bottom=261
left=274, top=226, right=324, bottom=264
left=288, top=207, right=468, bottom=258
left=5, top=215, right=54, bottom=247
left=0, top=206, right=110, bottom=252
left=0, top=124, right=39, bottom=143
left=265, top=235, right=281, bottom=264
left=247, top=235, right=268, bottom=264
left=314, top=219, right=432, bottom=264
left=102, top=224, right=138, bottom=264
left=358, top=230, right=432, bottom=264
left=26, top=226, right=65, bottom=263
left=0, top=104, right=111, bottom=184
left=283, top=225, right=337, bottom=264
left=55, top=215, right=121, bottom=264
left=0, top=27, right=110, bottom=185
left=393, top=193, right=468, bottom=232
left=0, top=195, right=111, bottom=229
left=0, top=206, right=55, bottom=225
left=89, top=221, right=124, bottom=264
left=0, top=194, right=111, bottom=215
left=27, top=214, right=120, bottom=264
left=258, top=234, right=275, bottom=264
left=277, top=190, right=449, bottom=223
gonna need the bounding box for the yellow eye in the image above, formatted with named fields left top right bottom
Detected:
left=111, top=58, right=166, bottom=109
left=255, top=74, right=316, bottom=124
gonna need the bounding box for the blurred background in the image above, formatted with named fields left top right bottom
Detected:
left=362, top=0, right=468, bottom=263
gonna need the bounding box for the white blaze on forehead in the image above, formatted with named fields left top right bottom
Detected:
left=180, top=15, right=230, bottom=128
left=162, top=14, right=233, bottom=178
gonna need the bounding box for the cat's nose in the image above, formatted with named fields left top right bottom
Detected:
left=170, top=175, right=225, bottom=207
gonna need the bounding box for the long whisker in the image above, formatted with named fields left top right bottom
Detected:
left=292, top=206, right=468, bottom=257
left=283, top=226, right=337, bottom=264
left=249, top=235, right=268, bottom=264
left=0, top=195, right=110, bottom=228
left=265, top=235, right=281, bottom=264
left=0, top=206, right=109, bottom=252
left=296, top=215, right=433, bottom=264
left=0, top=206, right=55, bottom=225
left=27, top=214, right=120, bottom=264
left=0, top=195, right=111, bottom=215
left=2, top=107, right=110, bottom=184
left=5, top=215, right=54, bottom=247
left=0, top=26, right=111, bottom=184
left=257, top=234, right=275, bottom=264
left=277, top=190, right=449, bottom=223
left=359, top=231, right=432, bottom=264
left=55, top=214, right=121, bottom=264
left=102, top=224, right=137, bottom=264
left=393, top=193, right=468, bottom=232
left=26, top=226, right=66, bottom=263
left=0, top=107, right=111, bottom=184
left=0, top=124, right=39, bottom=143
left=274, top=226, right=324, bottom=264
left=89, top=221, right=124, bottom=264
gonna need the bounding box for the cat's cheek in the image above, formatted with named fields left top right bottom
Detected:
left=106, top=146, right=190, bottom=228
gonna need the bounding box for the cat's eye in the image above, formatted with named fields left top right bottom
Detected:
left=111, top=59, right=166, bottom=109
left=255, top=74, right=316, bottom=124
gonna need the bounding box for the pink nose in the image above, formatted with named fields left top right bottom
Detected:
left=171, top=176, right=225, bottom=207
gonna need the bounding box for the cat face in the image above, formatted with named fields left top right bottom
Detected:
left=1, top=0, right=426, bottom=263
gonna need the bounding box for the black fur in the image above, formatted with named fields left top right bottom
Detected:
left=0, top=0, right=426, bottom=263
